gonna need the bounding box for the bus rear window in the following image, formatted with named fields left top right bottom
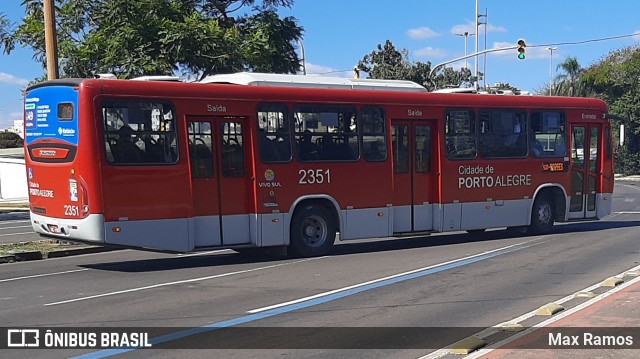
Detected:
left=58, top=103, right=74, bottom=120
left=102, top=100, right=178, bottom=165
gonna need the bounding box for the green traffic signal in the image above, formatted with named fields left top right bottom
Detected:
left=517, top=38, right=526, bottom=60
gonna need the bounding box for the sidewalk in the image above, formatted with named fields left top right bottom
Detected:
left=0, top=197, right=29, bottom=212
left=447, top=267, right=640, bottom=359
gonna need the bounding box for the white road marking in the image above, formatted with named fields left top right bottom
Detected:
left=45, top=257, right=326, bottom=306
left=0, top=268, right=90, bottom=283
left=175, top=249, right=233, bottom=257
left=0, top=225, right=32, bottom=230
left=247, top=242, right=541, bottom=314
left=0, top=220, right=32, bottom=225
left=0, top=231, right=35, bottom=237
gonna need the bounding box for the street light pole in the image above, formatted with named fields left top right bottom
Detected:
left=454, top=32, right=475, bottom=69
left=297, top=38, right=306, bottom=75
left=546, top=47, right=557, bottom=96
left=43, top=0, right=59, bottom=80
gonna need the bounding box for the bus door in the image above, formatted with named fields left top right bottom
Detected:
left=568, top=124, right=601, bottom=219
left=391, top=120, right=434, bottom=232
left=187, top=116, right=251, bottom=247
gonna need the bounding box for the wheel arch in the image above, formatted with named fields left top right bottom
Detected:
left=531, top=184, right=567, bottom=224
left=286, top=195, right=341, bottom=243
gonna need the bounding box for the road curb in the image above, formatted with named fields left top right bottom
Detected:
left=0, top=241, right=116, bottom=264
left=11, top=250, right=43, bottom=261
left=0, top=254, right=17, bottom=263
left=45, top=246, right=114, bottom=258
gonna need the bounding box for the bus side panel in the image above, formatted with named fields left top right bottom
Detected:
left=99, top=164, right=194, bottom=249
left=255, top=160, right=394, bottom=241
left=461, top=199, right=531, bottom=230
left=104, top=218, right=191, bottom=252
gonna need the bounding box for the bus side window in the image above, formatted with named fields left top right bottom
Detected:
left=114, top=125, right=144, bottom=163
left=362, top=107, right=387, bottom=162
left=294, top=105, right=359, bottom=162
left=102, top=101, right=178, bottom=165
left=222, top=122, right=245, bottom=177
left=478, top=110, right=527, bottom=158
left=445, top=109, right=476, bottom=159
left=530, top=111, right=566, bottom=157
left=257, top=104, right=291, bottom=163
left=188, top=121, right=213, bottom=178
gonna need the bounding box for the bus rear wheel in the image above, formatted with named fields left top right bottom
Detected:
left=528, top=194, right=554, bottom=234
left=290, top=203, right=336, bottom=257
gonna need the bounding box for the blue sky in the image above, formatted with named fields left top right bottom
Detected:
left=1, top=0, right=640, bottom=129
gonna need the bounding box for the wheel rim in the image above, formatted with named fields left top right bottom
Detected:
left=536, top=202, right=552, bottom=225
left=301, top=215, right=328, bottom=248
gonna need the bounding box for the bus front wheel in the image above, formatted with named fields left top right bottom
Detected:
left=290, top=203, right=336, bottom=257
left=528, top=194, right=554, bottom=234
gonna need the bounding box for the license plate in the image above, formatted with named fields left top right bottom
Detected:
left=47, top=224, right=61, bottom=234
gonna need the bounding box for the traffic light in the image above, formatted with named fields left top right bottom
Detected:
left=517, top=39, right=526, bottom=60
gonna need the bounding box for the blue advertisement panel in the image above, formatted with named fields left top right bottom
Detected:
left=24, top=86, right=79, bottom=146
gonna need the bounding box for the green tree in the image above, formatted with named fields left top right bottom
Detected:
left=554, top=56, right=586, bottom=97
left=357, top=39, right=478, bottom=91
left=0, top=132, right=23, bottom=148
left=434, top=67, right=475, bottom=90
left=582, top=45, right=640, bottom=174
left=0, top=12, right=10, bottom=51
left=1, top=0, right=302, bottom=80
left=357, top=40, right=416, bottom=81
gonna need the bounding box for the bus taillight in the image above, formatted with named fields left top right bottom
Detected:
left=79, top=176, right=90, bottom=217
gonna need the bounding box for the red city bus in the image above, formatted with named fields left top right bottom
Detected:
left=23, top=73, right=614, bottom=257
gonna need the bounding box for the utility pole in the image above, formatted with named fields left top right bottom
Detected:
left=546, top=47, right=557, bottom=96
left=480, top=8, right=488, bottom=89
left=454, top=32, right=475, bottom=69
left=297, top=39, right=306, bottom=75
left=474, top=0, right=479, bottom=89
left=43, top=0, right=59, bottom=80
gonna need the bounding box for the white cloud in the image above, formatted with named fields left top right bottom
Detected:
left=407, top=27, right=440, bottom=40
left=486, top=23, right=507, bottom=33
left=451, top=21, right=507, bottom=36
left=451, top=23, right=476, bottom=36
left=414, top=47, right=448, bottom=59
left=0, top=72, right=29, bottom=86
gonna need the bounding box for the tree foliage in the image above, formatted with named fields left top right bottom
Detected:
left=1, top=0, right=302, bottom=80
left=357, top=40, right=479, bottom=91
left=582, top=45, right=640, bottom=174
left=0, top=132, right=24, bottom=148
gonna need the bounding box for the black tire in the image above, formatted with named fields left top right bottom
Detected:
left=289, top=203, right=336, bottom=257
left=528, top=194, right=555, bottom=234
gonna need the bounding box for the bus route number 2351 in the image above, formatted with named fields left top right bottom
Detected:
left=64, top=204, right=80, bottom=217
left=298, top=169, right=331, bottom=185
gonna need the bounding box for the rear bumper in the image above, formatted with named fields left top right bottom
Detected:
left=30, top=212, right=106, bottom=243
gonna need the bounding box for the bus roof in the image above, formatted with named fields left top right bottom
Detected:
left=200, top=72, right=428, bottom=92
left=431, top=87, right=477, bottom=94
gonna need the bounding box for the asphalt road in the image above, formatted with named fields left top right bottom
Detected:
left=0, top=211, right=32, bottom=244
left=1, top=182, right=640, bottom=358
